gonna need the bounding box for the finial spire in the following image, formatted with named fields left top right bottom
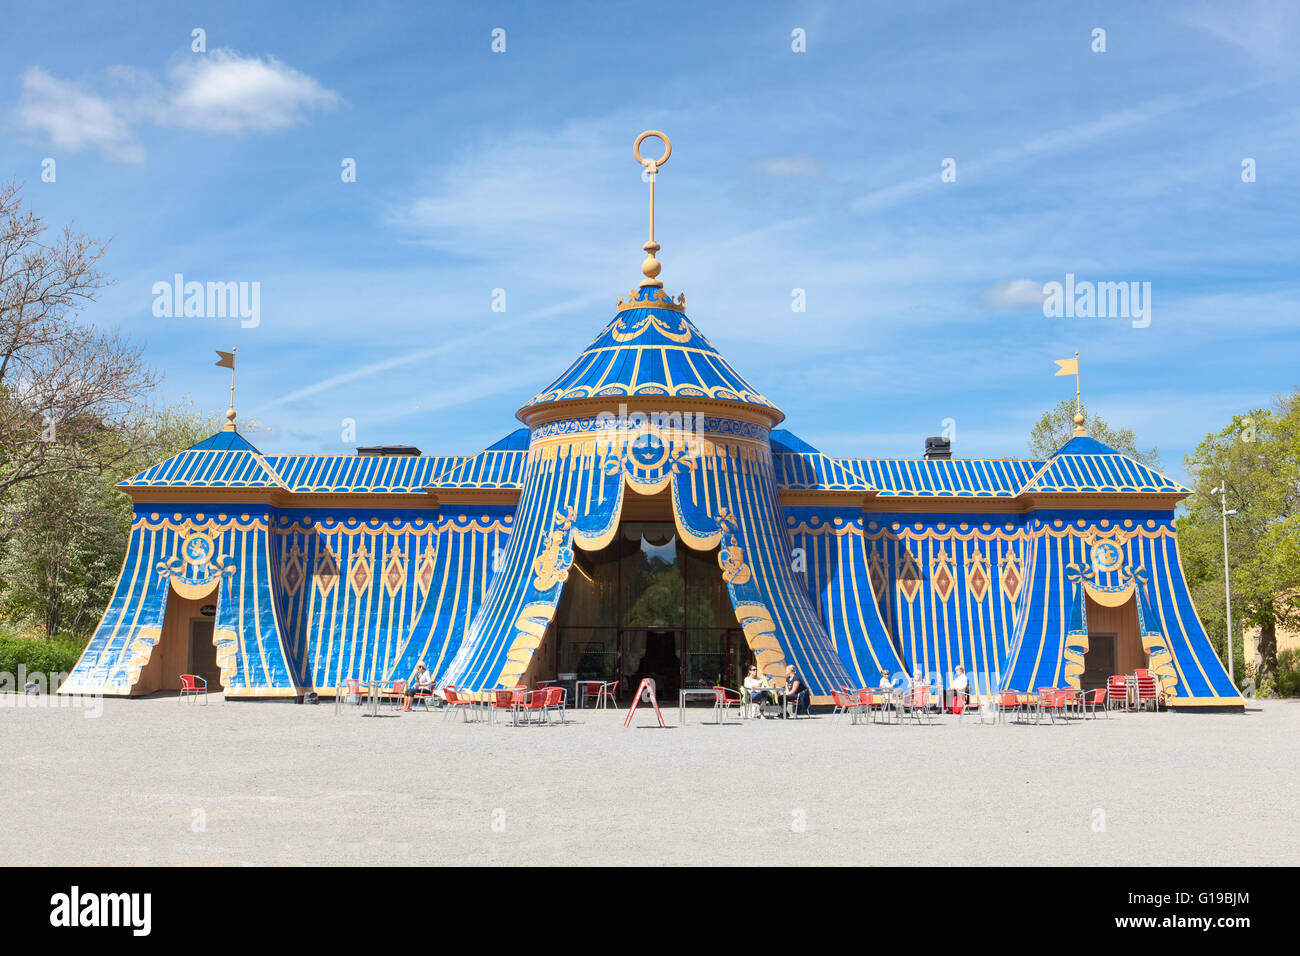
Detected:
left=633, top=130, right=672, bottom=288
left=1070, top=350, right=1086, bottom=436
left=215, top=348, right=237, bottom=431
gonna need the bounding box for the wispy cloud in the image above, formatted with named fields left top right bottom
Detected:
left=983, top=279, right=1046, bottom=310
left=12, top=48, right=340, bottom=162
left=15, top=68, right=144, bottom=162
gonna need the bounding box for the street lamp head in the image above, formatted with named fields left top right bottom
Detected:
left=1210, top=484, right=1223, bottom=495
left=1226, top=510, right=1238, bottom=516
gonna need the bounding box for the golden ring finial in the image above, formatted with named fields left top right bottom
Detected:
left=634, top=130, right=671, bottom=288
left=633, top=130, right=671, bottom=171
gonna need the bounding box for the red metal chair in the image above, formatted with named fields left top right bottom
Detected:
left=997, top=690, right=1023, bottom=722
left=1106, top=675, right=1129, bottom=712
left=1083, top=687, right=1107, bottom=718
left=950, top=689, right=968, bottom=722
left=904, top=684, right=931, bottom=723
left=490, top=688, right=523, bottom=726
left=178, top=674, right=207, bottom=705
left=520, top=688, right=553, bottom=726
left=1134, top=669, right=1160, bottom=711
left=412, top=680, right=439, bottom=712
left=829, top=689, right=856, bottom=724
left=713, top=685, right=743, bottom=723
left=1036, top=687, right=1067, bottom=724
left=442, top=686, right=476, bottom=723
left=544, top=685, right=566, bottom=724
left=584, top=679, right=618, bottom=710
left=384, top=679, right=407, bottom=710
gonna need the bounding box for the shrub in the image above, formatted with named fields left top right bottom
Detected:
left=1276, top=649, right=1300, bottom=698
left=0, top=634, right=85, bottom=691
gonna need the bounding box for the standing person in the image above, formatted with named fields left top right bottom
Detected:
left=743, top=664, right=775, bottom=718
left=402, top=662, right=435, bottom=711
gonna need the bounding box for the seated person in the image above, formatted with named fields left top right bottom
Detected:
left=743, top=664, right=775, bottom=718
left=948, top=664, right=969, bottom=710
left=401, top=662, right=435, bottom=711
left=878, top=668, right=895, bottom=690
left=909, top=668, right=931, bottom=710
left=782, top=664, right=810, bottom=717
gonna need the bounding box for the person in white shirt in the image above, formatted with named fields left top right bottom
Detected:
left=878, top=669, right=894, bottom=689
left=401, top=661, right=435, bottom=711
left=742, top=664, right=775, bottom=718
left=948, top=665, right=969, bottom=710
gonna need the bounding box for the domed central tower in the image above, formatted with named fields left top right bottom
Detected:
left=439, top=132, right=855, bottom=701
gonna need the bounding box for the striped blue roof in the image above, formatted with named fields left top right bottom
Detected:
left=264, top=454, right=464, bottom=493
left=771, top=430, right=1185, bottom=498
left=121, top=447, right=283, bottom=489
left=519, top=286, right=781, bottom=420
left=1021, top=436, right=1188, bottom=494
left=426, top=449, right=528, bottom=490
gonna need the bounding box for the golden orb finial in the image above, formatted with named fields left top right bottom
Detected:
left=1073, top=410, right=1086, bottom=437
left=633, top=130, right=671, bottom=288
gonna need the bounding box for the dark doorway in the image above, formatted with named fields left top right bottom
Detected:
left=553, top=521, right=745, bottom=701
left=623, top=628, right=682, bottom=699
left=1082, top=633, right=1116, bottom=691
left=188, top=619, right=221, bottom=690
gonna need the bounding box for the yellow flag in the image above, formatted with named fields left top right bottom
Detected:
left=215, top=350, right=235, bottom=369
left=1053, top=357, right=1077, bottom=377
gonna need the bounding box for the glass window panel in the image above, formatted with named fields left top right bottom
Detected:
left=557, top=627, right=617, bottom=682
left=682, top=628, right=730, bottom=688
left=684, top=545, right=736, bottom=628
left=555, top=539, right=620, bottom=627
left=621, top=522, right=683, bottom=628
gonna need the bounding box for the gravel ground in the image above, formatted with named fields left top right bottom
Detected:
left=2, top=694, right=1295, bottom=866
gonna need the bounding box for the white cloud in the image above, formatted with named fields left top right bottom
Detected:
left=166, top=50, right=340, bottom=133
left=15, top=67, right=144, bottom=163
left=12, top=49, right=339, bottom=161
left=983, top=278, right=1047, bottom=309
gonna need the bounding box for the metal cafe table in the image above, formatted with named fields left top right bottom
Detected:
left=679, top=686, right=724, bottom=725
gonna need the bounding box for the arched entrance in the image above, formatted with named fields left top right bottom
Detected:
left=133, top=585, right=224, bottom=695
left=532, top=519, right=743, bottom=703
left=1080, top=594, right=1146, bottom=690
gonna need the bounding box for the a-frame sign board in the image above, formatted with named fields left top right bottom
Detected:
left=623, top=677, right=667, bottom=728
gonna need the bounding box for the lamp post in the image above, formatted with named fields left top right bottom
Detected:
left=1209, top=484, right=1238, bottom=684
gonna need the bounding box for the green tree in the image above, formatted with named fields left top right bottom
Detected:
left=0, top=402, right=221, bottom=638
left=1176, top=391, right=1300, bottom=684
left=1028, top=399, right=1162, bottom=468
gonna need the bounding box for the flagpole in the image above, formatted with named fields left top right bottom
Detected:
left=1074, top=350, right=1081, bottom=417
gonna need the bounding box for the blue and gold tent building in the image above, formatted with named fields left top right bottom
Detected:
left=59, top=133, right=1241, bottom=710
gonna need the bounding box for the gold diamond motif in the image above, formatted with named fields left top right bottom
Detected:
left=1000, top=550, right=1023, bottom=603
left=867, top=545, right=888, bottom=600
left=416, top=544, right=436, bottom=595
left=315, top=549, right=339, bottom=596
left=966, top=551, right=990, bottom=602
left=281, top=542, right=305, bottom=596
left=349, top=546, right=372, bottom=596
left=931, top=549, right=956, bottom=602
left=898, top=551, right=922, bottom=602
left=383, top=551, right=405, bottom=597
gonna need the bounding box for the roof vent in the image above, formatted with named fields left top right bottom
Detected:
left=356, top=445, right=421, bottom=457
left=924, top=437, right=952, bottom=461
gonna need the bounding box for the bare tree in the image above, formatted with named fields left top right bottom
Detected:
left=0, top=181, right=157, bottom=496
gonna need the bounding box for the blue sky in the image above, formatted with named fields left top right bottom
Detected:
left=3, top=0, right=1298, bottom=481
